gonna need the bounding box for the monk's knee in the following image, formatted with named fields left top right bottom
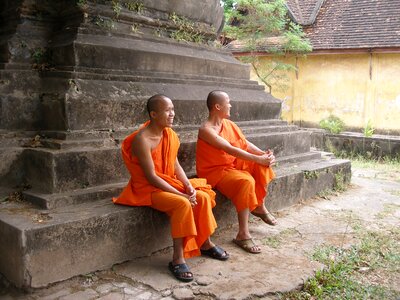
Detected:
left=172, top=195, right=191, bottom=212
left=195, top=191, right=212, bottom=208
left=238, top=176, right=256, bottom=192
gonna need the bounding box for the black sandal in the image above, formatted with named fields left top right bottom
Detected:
left=200, top=245, right=230, bottom=261
left=168, top=262, right=194, bottom=282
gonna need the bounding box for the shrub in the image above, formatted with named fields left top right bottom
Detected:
left=319, top=115, right=345, bottom=134
left=363, top=119, right=375, bottom=137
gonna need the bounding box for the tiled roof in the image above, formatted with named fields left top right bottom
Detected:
left=295, top=0, right=400, bottom=50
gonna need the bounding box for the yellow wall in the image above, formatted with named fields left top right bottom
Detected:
left=250, top=53, right=400, bottom=134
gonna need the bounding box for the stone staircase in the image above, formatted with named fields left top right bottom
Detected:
left=0, top=0, right=350, bottom=289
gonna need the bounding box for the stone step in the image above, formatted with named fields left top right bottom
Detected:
left=236, top=119, right=288, bottom=127
left=22, top=147, right=128, bottom=194
left=52, top=34, right=250, bottom=80
left=44, top=69, right=263, bottom=90
left=241, top=125, right=299, bottom=135
left=22, top=151, right=322, bottom=210
left=0, top=157, right=351, bottom=288
left=40, top=138, right=119, bottom=150
left=45, top=70, right=264, bottom=90
left=37, top=119, right=290, bottom=141
left=38, top=124, right=297, bottom=150
left=38, top=77, right=282, bottom=131
left=22, top=129, right=311, bottom=194
left=23, top=182, right=126, bottom=209
left=246, top=130, right=312, bottom=157
left=64, top=67, right=262, bottom=87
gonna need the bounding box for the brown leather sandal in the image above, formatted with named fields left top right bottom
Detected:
left=232, top=238, right=261, bottom=254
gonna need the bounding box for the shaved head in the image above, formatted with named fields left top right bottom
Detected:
left=146, top=94, right=170, bottom=117
left=207, top=90, right=228, bottom=111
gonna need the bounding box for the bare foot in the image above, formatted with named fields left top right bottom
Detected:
left=200, top=240, right=216, bottom=251
left=235, top=234, right=261, bottom=253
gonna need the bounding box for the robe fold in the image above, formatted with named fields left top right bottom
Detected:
left=196, top=119, right=275, bottom=212
left=113, top=123, right=217, bottom=258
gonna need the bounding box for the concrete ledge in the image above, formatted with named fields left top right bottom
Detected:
left=268, top=158, right=351, bottom=211
left=310, top=129, right=400, bottom=159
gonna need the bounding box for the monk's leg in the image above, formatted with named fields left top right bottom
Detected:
left=237, top=208, right=261, bottom=253
left=172, top=238, right=185, bottom=264
left=239, top=161, right=277, bottom=224
left=215, top=169, right=261, bottom=251
left=191, top=190, right=217, bottom=250
left=215, top=169, right=258, bottom=212
left=151, top=191, right=198, bottom=266
left=251, top=164, right=277, bottom=224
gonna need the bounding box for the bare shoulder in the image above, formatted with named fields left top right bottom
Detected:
left=131, top=130, right=150, bottom=155
left=198, top=122, right=216, bottom=139
left=131, top=130, right=144, bottom=145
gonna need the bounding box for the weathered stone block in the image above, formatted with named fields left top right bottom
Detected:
left=23, top=147, right=127, bottom=193
left=310, top=129, right=400, bottom=159
left=247, top=130, right=311, bottom=157
left=267, top=159, right=351, bottom=211
left=0, top=200, right=171, bottom=288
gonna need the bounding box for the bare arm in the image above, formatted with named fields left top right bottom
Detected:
left=247, top=140, right=266, bottom=155
left=132, top=135, right=188, bottom=198
left=247, top=140, right=276, bottom=166
left=174, top=158, right=191, bottom=189
left=198, top=126, right=272, bottom=166
left=174, top=159, right=197, bottom=204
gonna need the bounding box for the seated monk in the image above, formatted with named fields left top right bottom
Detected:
left=196, top=90, right=276, bottom=254
left=113, top=94, right=229, bottom=282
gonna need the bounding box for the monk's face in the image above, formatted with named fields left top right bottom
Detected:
left=217, top=93, right=232, bottom=118
left=152, top=97, right=175, bottom=128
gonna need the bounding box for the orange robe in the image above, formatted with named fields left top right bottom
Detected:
left=196, top=119, right=275, bottom=212
left=113, top=123, right=217, bottom=258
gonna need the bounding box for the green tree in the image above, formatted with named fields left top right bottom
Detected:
left=221, top=0, right=312, bottom=93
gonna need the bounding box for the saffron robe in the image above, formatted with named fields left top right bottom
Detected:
left=196, top=119, right=275, bottom=212
left=113, top=124, right=217, bottom=258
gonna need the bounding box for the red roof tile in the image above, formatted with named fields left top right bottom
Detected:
left=295, top=0, right=400, bottom=50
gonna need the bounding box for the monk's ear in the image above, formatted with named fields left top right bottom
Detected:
left=215, top=103, right=221, bottom=111
left=150, top=110, right=157, bottom=119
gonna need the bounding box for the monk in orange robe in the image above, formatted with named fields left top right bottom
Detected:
left=113, top=94, right=228, bottom=282
left=196, top=91, right=276, bottom=254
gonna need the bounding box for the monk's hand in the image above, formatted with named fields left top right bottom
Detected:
left=264, top=149, right=275, bottom=166
left=186, top=185, right=197, bottom=207
left=257, top=153, right=272, bottom=166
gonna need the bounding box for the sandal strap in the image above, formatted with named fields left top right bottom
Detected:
left=171, top=263, right=190, bottom=274
left=240, top=238, right=257, bottom=248
left=211, top=245, right=225, bottom=256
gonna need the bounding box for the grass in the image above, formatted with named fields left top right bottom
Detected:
left=349, top=155, right=400, bottom=182
left=376, top=203, right=400, bottom=219
left=388, top=189, right=400, bottom=197
left=278, top=225, right=400, bottom=300
left=263, top=228, right=299, bottom=248
left=350, top=155, right=400, bottom=172
left=333, top=170, right=347, bottom=192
